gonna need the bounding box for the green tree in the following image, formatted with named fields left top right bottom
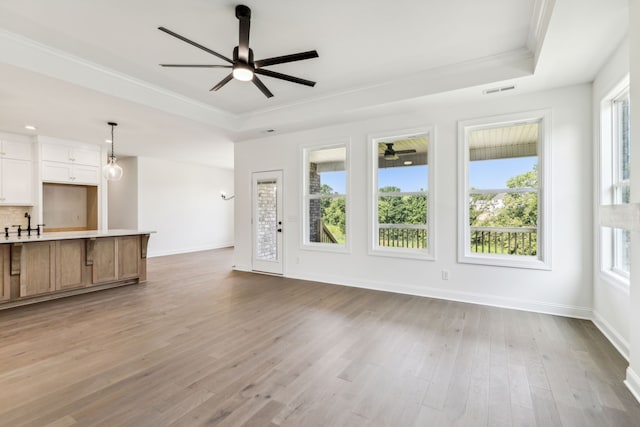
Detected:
left=493, top=167, right=537, bottom=227
left=324, top=197, right=345, bottom=231
left=315, top=183, right=346, bottom=242
left=470, top=165, right=538, bottom=255
left=378, top=186, right=427, bottom=225
left=378, top=186, right=403, bottom=224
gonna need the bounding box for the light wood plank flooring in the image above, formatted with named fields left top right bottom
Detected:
left=1, top=248, right=639, bottom=426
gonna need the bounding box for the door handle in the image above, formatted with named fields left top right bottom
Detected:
left=277, top=228, right=282, bottom=232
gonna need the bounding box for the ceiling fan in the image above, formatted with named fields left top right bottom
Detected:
left=158, top=5, right=319, bottom=98
left=382, top=143, right=416, bottom=160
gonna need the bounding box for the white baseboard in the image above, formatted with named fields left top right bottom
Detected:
left=625, top=367, right=640, bottom=404
left=232, top=264, right=252, bottom=272
left=284, top=272, right=592, bottom=319
left=592, top=310, right=629, bottom=360
left=148, top=243, right=234, bottom=258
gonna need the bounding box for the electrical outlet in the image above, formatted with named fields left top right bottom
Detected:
left=441, top=270, right=449, bottom=280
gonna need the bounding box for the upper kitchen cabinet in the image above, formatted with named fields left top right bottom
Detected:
left=41, top=141, right=101, bottom=185
left=0, top=138, right=34, bottom=206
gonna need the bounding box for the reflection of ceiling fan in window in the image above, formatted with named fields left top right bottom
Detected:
left=383, top=143, right=416, bottom=160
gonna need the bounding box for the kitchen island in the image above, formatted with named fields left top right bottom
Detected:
left=0, top=230, right=152, bottom=309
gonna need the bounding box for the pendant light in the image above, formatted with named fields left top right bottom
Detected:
left=103, top=122, right=123, bottom=181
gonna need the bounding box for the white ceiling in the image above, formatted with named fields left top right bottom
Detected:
left=0, top=0, right=629, bottom=168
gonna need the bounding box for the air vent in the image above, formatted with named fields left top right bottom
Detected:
left=483, top=85, right=516, bottom=95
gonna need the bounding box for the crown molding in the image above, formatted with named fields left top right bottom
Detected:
left=1, top=27, right=536, bottom=138
left=527, top=0, right=556, bottom=69
left=236, top=48, right=535, bottom=136
left=0, top=29, right=241, bottom=131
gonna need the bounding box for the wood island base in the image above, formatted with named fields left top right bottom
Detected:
left=0, top=231, right=151, bottom=310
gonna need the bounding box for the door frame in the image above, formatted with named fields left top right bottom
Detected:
left=251, top=170, right=284, bottom=275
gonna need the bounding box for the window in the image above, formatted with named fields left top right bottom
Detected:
left=458, top=111, right=551, bottom=269
left=612, top=90, right=631, bottom=275
left=370, top=128, right=434, bottom=259
left=302, top=143, right=349, bottom=250
left=600, top=78, right=630, bottom=286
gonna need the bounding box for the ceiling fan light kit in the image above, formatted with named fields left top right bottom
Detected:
left=158, top=4, right=318, bottom=98
left=232, top=63, right=254, bottom=82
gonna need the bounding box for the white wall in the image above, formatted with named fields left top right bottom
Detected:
left=234, top=84, right=593, bottom=317
left=137, top=157, right=234, bottom=257
left=108, top=157, right=138, bottom=230
left=592, top=38, right=631, bottom=358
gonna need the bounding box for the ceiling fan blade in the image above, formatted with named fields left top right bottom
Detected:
left=252, top=75, right=274, bottom=98
left=160, top=64, right=232, bottom=68
left=210, top=74, right=234, bottom=91
left=236, top=5, right=251, bottom=62
left=395, top=149, right=417, bottom=155
left=255, top=69, right=316, bottom=87
left=254, top=50, right=319, bottom=68
left=158, top=27, right=233, bottom=64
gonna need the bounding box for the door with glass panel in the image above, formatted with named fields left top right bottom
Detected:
left=252, top=171, right=283, bottom=274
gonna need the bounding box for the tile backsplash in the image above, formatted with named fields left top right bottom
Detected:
left=0, top=206, right=34, bottom=232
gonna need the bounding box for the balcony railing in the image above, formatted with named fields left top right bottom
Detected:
left=320, top=223, right=338, bottom=243
left=323, top=223, right=536, bottom=254
left=470, top=226, right=537, bottom=256
left=378, top=224, right=427, bottom=249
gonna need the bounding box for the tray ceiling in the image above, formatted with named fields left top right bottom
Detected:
left=0, top=0, right=629, bottom=168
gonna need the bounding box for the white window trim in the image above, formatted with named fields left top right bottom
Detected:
left=598, top=75, right=630, bottom=289
left=457, top=110, right=552, bottom=270
left=599, top=226, right=630, bottom=294
left=301, top=139, right=351, bottom=253
left=368, top=126, right=436, bottom=261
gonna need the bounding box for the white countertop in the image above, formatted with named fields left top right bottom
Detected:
left=1, top=229, right=154, bottom=244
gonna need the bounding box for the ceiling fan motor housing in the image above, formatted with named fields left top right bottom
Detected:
left=233, top=46, right=254, bottom=64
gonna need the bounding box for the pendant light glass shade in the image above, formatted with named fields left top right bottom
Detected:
left=104, top=122, right=123, bottom=181
left=103, top=157, right=123, bottom=180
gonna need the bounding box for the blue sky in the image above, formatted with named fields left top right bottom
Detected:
left=319, top=171, right=346, bottom=193
left=469, top=157, right=537, bottom=189
left=319, top=156, right=537, bottom=193
left=379, top=166, right=428, bottom=192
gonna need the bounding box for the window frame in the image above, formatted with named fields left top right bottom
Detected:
left=458, top=110, right=552, bottom=270
left=368, top=126, right=436, bottom=260
left=599, top=76, right=630, bottom=290
left=301, top=139, right=351, bottom=253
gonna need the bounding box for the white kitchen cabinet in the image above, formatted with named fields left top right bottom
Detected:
left=72, top=148, right=100, bottom=166
left=42, top=161, right=100, bottom=185
left=41, top=143, right=100, bottom=166
left=40, top=142, right=101, bottom=185
left=0, top=159, right=32, bottom=205
left=73, top=164, right=100, bottom=184
left=0, top=139, right=33, bottom=205
left=1, top=140, right=32, bottom=161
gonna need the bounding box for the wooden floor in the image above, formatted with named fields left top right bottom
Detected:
left=1, top=249, right=639, bottom=427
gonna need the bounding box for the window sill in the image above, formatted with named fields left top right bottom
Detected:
left=600, top=270, right=630, bottom=295
left=459, top=253, right=550, bottom=270
left=301, top=242, right=351, bottom=254
left=369, top=247, right=435, bottom=261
